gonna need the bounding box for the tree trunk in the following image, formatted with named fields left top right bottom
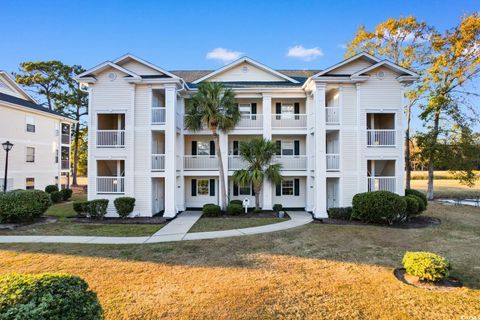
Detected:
left=405, top=99, right=412, bottom=190
left=213, top=132, right=227, bottom=210
left=72, top=123, right=80, bottom=186
left=254, top=185, right=262, bottom=210
left=427, top=111, right=441, bottom=200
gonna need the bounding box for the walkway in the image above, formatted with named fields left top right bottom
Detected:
left=0, top=211, right=312, bottom=245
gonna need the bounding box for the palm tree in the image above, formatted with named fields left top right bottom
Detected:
left=233, top=137, right=282, bottom=210
left=184, top=82, right=240, bottom=210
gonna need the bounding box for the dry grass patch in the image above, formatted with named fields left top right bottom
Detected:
left=411, top=179, right=480, bottom=198
left=190, top=217, right=288, bottom=232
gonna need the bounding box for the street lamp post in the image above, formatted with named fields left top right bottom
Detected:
left=2, top=141, right=14, bottom=193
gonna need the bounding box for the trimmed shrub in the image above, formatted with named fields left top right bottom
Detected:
left=273, top=204, right=283, bottom=213
left=44, top=185, right=59, bottom=194
left=50, top=191, right=63, bottom=204
left=328, top=207, right=353, bottom=220
left=402, top=251, right=451, bottom=281
left=253, top=208, right=262, bottom=214
left=230, top=200, right=243, bottom=206
left=203, top=203, right=221, bottom=217
left=411, top=195, right=426, bottom=212
left=405, top=189, right=428, bottom=208
left=60, top=188, right=73, bottom=201
left=73, top=201, right=89, bottom=217
left=227, top=203, right=243, bottom=215
left=88, top=199, right=109, bottom=219
left=352, top=191, right=407, bottom=224
left=0, top=273, right=102, bottom=319
left=0, top=190, right=51, bottom=223
left=404, top=196, right=420, bottom=217
left=114, top=197, right=136, bottom=218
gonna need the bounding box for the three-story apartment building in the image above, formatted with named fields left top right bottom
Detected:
left=75, top=53, right=418, bottom=218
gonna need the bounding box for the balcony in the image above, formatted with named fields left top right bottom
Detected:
left=152, top=107, right=166, bottom=124
left=97, top=130, right=125, bottom=147
left=367, top=129, right=396, bottom=147
left=237, top=114, right=263, bottom=128
left=326, top=154, right=340, bottom=171
left=367, top=176, right=396, bottom=193
left=97, top=176, right=125, bottom=194
left=272, top=114, right=307, bottom=129
left=152, top=154, right=165, bottom=171
left=325, top=107, right=339, bottom=124
left=184, top=155, right=218, bottom=170
left=274, top=155, right=307, bottom=170
left=228, top=156, right=249, bottom=170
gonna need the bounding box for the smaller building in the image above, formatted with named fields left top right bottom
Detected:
left=0, top=71, right=76, bottom=191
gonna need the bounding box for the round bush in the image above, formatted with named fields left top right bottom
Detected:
left=73, top=201, right=89, bottom=217
left=273, top=204, right=283, bottom=213
left=0, top=273, right=102, bottom=319
left=0, top=190, right=51, bottom=223
left=229, top=200, right=243, bottom=206
left=227, top=203, right=243, bottom=215
left=351, top=191, right=407, bottom=224
left=202, top=203, right=221, bottom=217
left=328, top=207, right=353, bottom=220
left=113, top=197, right=136, bottom=218
left=88, top=199, right=109, bottom=219
left=44, top=185, right=59, bottom=194
left=404, top=196, right=420, bottom=217
left=402, top=251, right=451, bottom=281
left=405, top=189, right=427, bottom=208
left=60, top=188, right=73, bottom=201
left=50, top=191, right=63, bottom=204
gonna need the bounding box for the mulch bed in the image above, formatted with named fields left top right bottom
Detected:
left=74, top=216, right=168, bottom=225
left=201, top=211, right=288, bottom=219
left=394, top=268, right=462, bottom=291
left=314, top=215, right=441, bottom=229
left=0, top=216, right=57, bottom=230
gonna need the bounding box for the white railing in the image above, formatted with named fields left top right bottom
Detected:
left=274, top=155, right=307, bottom=170
left=152, top=154, right=165, bottom=171
left=228, top=156, right=249, bottom=170
left=367, top=177, right=396, bottom=193
left=367, top=129, right=396, bottom=146
left=97, top=176, right=125, bottom=193
left=272, top=114, right=308, bottom=129
left=237, top=114, right=263, bottom=128
left=152, top=107, right=166, bottom=124
left=325, top=107, right=340, bottom=124
left=326, top=154, right=340, bottom=171
left=184, top=155, right=218, bottom=170
left=97, top=130, right=125, bottom=147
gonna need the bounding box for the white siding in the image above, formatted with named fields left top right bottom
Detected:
left=328, top=58, right=374, bottom=75
left=209, top=62, right=285, bottom=82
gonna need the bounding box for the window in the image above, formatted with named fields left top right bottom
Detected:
left=26, top=178, right=35, bottom=190
left=26, top=147, right=35, bottom=163
left=239, top=104, right=251, bottom=118
left=239, top=184, right=251, bottom=195
left=55, top=148, right=59, bottom=163
left=281, top=141, right=294, bottom=156
left=26, top=116, right=35, bottom=133
left=281, top=104, right=294, bottom=115
left=197, top=141, right=210, bottom=156
left=282, top=180, right=294, bottom=196
left=197, top=179, right=209, bottom=195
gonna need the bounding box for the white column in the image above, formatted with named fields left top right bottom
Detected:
left=314, top=84, right=327, bottom=218
left=176, top=97, right=186, bottom=211
left=164, top=85, right=177, bottom=218
left=356, top=83, right=364, bottom=192
left=262, top=94, right=273, bottom=210
left=306, top=94, right=314, bottom=211
left=220, top=132, right=229, bottom=208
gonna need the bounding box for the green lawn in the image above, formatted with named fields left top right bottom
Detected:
left=189, top=217, right=288, bottom=232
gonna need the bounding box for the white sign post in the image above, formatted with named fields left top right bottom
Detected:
left=242, top=198, right=250, bottom=213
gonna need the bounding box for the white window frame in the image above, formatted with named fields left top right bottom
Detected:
left=281, top=140, right=294, bottom=156
left=281, top=179, right=294, bottom=196
left=197, top=179, right=210, bottom=196
left=197, top=141, right=210, bottom=156
left=238, top=103, right=252, bottom=119
left=26, top=147, right=35, bottom=163
left=26, top=177, right=35, bottom=190
left=239, top=183, right=251, bottom=196
left=281, top=104, right=294, bottom=119
left=26, top=116, right=35, bottom=133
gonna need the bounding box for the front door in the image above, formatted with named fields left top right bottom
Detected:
left=327, top=179, right=338, bottom=209
left=152, top=179, right=164, bottom=214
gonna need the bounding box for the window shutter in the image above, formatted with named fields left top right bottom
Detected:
left=294, top=102, right=300, bottom=120
left=233, top=141, right=239, bottom=155
left=210, top=179, right=215, bottom=196
left=210, top=141, right=215, bottom=155
left=276, top=102, right=281, bottom=120
left=251, top=183, right=255, bottom=196
left=191, top=179, right=197, bottom=196
left=191, top=141, right=197, bottom=155
left=275, top=141, right=281, bottom=155
left=294, top=140, right=300, bottom=156
left=276, top=183, right=281, bottom=196
left=233, top=183, right=238, bottom=196
left=294, top=179, right=300, bottom=196
left=251, top=103, right=257, bottom=120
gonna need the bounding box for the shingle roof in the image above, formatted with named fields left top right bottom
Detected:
left=0, top=92, right=75, bottom=120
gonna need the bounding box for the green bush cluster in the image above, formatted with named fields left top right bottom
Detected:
left=226, top=202, right=243, bottom=215
left=402, top=251, right=451, bottom=281
left=44, top=185, right=59, bottom=194
left=404, top=196, right=420, bottom=216
left=113, top=197, right=136, bottom=218
left=0, top=273, right=102, bottom=319
left=328, top=207, right=353, bottom=220
left=50, top=191, right=63, bottom=204
left=405, top=189, right=428, bottom=208
left=88, top=199, right=109, bottom=219
left=0, top=190, right=51, bottom=223
left=73, top=201, right=89, bottom=218
left=202, top=203, right=221, bottom=217
left=60, top=188, right=73, bottom=201
left=352, top=191, right=407, bottom=224
left=229, top=200, right=243, bottom=206
left=273, top=204, right=283, bottom=213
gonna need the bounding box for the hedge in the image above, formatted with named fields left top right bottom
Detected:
left=273, top=204, right=283, bottom=213
left=404, top=196, right=420, bottom=217
left=202, top=203, right=221, bottom=217
left=73, top=201, right=89, bottom=218
left=60, top=188, right=73, bottom=201
left=351, top=191, right=407, bottom=224
left=405, top=189, right=428, bottom=208
left=113, top=197, right=136, bottom=218
left=88, top=199, right=109, bottom=219
left=328, top=207, right=353, bottom=220
left=411, top=194, right=426, bottom=212
left=0, top=273, right=102, bottom=319
left=226, top=203, right=243, bottom=215
left=44, top=185, right=59, bottom=194
left=229, top=200, right=243, bottom=206
left=0, top=190, right=51, bottom=223
left=402, top=251, right=451, bottom=281
left=50, top=191, right=63, bottom=204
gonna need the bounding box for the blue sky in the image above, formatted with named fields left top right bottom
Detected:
left=1, top=0, right=479, bottom=130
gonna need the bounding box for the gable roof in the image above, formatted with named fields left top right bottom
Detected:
left=312, top=52, right=380, bottom=78
left=0, top=71, right=38, bottom=103
left=351, top=60, right=420, bottom=78
left=75, top=61, right=141, bottom=80
left=192, top=57, right=300, bottom=84
left=113, top=53, right=180, bottom=79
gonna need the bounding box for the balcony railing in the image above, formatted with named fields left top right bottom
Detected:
left=272, top=114, right=307, bottom=129
left=97, top=176, right=125, bottom=193
left=228, top=156, right=249, bottom=170
left=274, top=155, right=307, bottom=170
left=61, top=160, right=69, bottom=170
left=97, top=130, right=125, bottom=147
left=61, top=134, right=70, bottom=144
left=367, top=176, right=396, bottom=193
left=326, top=154, right=340, bottom=171
left=184, top=155, right=218, bottom=170
left=152, top=107, right=166, bottom=124
left=367, top=129, right=396, bottom=146
left=237, top=114, right=263, bottom=128
left=152, top=154, right=165, bottom=171
left=325, top=107, right=339, bottom=124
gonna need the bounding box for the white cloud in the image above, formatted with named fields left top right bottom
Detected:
left=287, top=45, right=323, bottom=61
left=206, top=48, right=243, bottom=64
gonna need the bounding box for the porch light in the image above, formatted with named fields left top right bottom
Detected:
left=2, top=141, right=13, bottom=152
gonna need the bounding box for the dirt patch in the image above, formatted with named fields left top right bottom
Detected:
left=74, top=216, right=167, bottom=225
left=316, top=215, right=440, bottom=229
left=0, top=216, right=57, bottom=230
left=394, top=268, right=462, bottom=291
